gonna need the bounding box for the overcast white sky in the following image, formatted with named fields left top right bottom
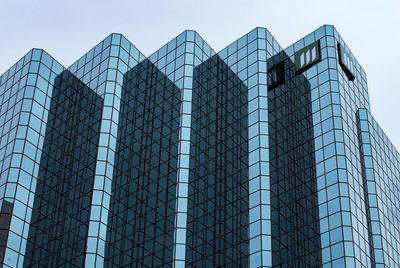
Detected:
left=1, top=0, right=399, bottom=150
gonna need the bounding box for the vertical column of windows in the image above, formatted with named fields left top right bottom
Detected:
left=68, top=34, right=143, bottom=268
left=287, top=26, right=358, bottom=267
left=146, top=31, right=214, bottom=268
left=357, top=108, right=385, bottom=267
left=361, top=110, right=400, bottom=267
left=0, top=49, right=64, bottom=267
left=172, top=33, right=195, bottom=268
left=217, top=28, right=282, bottom=268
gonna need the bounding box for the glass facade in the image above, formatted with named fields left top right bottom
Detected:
left=217, top=28, right=282, bottom=267
left=105, top=58, right=180, bottom=267
left=267, top=50, right=321, bottom=267
left=68, top=33, right=145, bottom=267
left=187, top=54, right=249, bottom=267
left=0, top=49, right=65, bottom=267
left=0, top=25, right=399, bottom=268
left=24, top=70, right=103, bottom=267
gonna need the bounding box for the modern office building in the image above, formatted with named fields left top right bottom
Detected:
left=0, top=25, right=399, bottom=268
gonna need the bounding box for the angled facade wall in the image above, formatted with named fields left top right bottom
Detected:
left=24, top=70, right=103, bottom=267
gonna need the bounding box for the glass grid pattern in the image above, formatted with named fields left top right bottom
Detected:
left=0, top=25, right=398, bottom=268
left=0, top=51, right=33, bottom=267
left=24, top=70, right=103, bottom=267
left=148, top=30, right=215, bottom=268
left=0, top=49, right=64, bottom=267
left=285, top=26, right=356, bottom=268
left=358, top=108, right=400, bottom=267
left=267, top=50, right=321, bottom=267
left=217, top=28, right=281, bottom=267
left=357, top=108, right=385, bottom=267
left=334, top=26, right=373, bottom=268
left=104, top=59, right=180, bottom=267
left=284, top=25, right=379, bottom=267
left=186, top=54, right=249, bottom=267
left=334, top=27, right=372, bottom=268
left=68, top=33, right=145, bottom=268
